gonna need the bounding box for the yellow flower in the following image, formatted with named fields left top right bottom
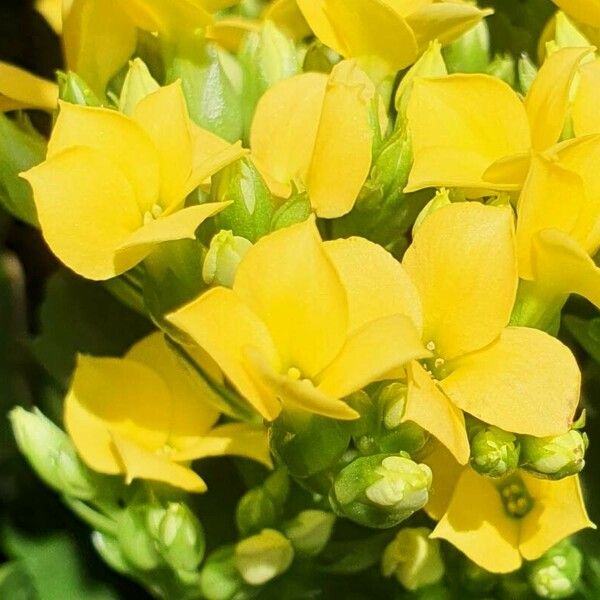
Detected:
left=168, top=216, right=429, bottom=422
left=22, top=82, right=245, bottom=281
left=398, top=203, right=580, bottom=464
left=65, top=332, right=272, bottom=493
left=405, top=46, right=593, bottom=193
left=424, top=445, right=594, bottom=573
left=295, top=0, right=492, bottom=76
left=250, top=59, right=377, bottom=218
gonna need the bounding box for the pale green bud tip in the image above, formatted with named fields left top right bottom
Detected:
left=469, top=425, right=519, bottom=478
left=57, top=71, right=101, bottom=106
left=486, top=54, right=516, bottom=87
left=378, top=382, right=407, bottom=430
left=555, top=12, right=591, bottom=49
left=382, top=527, right=444, bottom=591
left=519, top=431, right=586, bottom=480
left=9, top=407, right=96, bottom=500
left=443, top=20, right=490, bottom=74
left=528, top=541, right=583, bottom=599
left=119, top=58, right=160, bottom=116
left=413, top=189, right=451, bottom=235
left=234, top=529, right=294, bottom=586
left=203, top=230, right=252, bottom=287
left=283, top=510, right=335, bottom=556
left=157, top=502, right=206, bottom=572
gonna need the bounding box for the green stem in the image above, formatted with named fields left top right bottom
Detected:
left=63, top=497, right=119, bottom=536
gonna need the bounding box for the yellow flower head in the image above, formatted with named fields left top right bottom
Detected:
left=424, top=445, right=594, bottom=573
left=65, top=332, right=272, bottom=493
left=169, top=216, right=430, bottom=422
left=22, top=82, right=245, bottom=281
left=398, top=203, right=580, bottom=464
left=251, top=59, right=377, bottom=218
left=296, top=0, right=492, bottom=76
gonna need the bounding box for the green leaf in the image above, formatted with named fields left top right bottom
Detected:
left=32, top=270, right=152, bottom=387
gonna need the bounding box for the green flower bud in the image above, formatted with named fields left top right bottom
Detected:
left=283, top=510, right=336, bottom=556
left=518, top=53, right=538, bottom=95
left=57, top=71, right=101, bottom=106
left=381, top=527, right=444, bottom=591
left=234, top=529, right=294, bottom=586
left=156, top=503, right=206, bottom=572
left=519, top=431, right=587, bottom=480
left=443, top=20, right=490, bottom=74
left=486, top=54, right=516, bottom=87
left=469, top=425, right=520, bottom=478
left=118, top=58, right=160, bottom=115
left=10, top=407, right=98, bottom=500
left=528, top=540, right=583, bottom=599
left=413, top=189, right=452, bottom=235
left=330, top=454, right=432, bottom=528
left=270, top=192, right=312, bottom=232
left=239, top=21, right=300, bottom=138
left=117, top=504, right=162, bottom=572
left=91, top=531, right=130, bottom=575
left=303, top=40, right=341, bottom=73
left=200, top=546, right=246, bottom=600
left=203, top=230, right=252, bottom=287
left=212, top=157, right=275, bottom=243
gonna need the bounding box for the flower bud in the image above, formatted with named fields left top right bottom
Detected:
left=212, top=157, right=275, bottom=243
left=518, top=53, right=538, bottom=95
left=381, top=527, right=444, bottom=591
left=57, top=71, right=101, bottom=106
left=203, top=230, right=252, bottom=287
left=10, top=407, right=98, bottom=500
left=117, top=504, right=162, bottom=572
left=200, top=546, right=246, bottom=600
left=91, top=531, right=130, bottom=575
left=528, top=540, right=583, bottom=599
left=270, top=191, right=312, bottom=232
left=330, top=454, right=432, bottom=529
left=486, top=54, right=516, bottom=87
left=443, top=20, right=490, bottom=74
left=469, top=424, right=520, bottom=478
left=303, top=41, right=341, bottom=73
left=119, top=58, right=160, bottom=115
left=234, top=529, right=294, bottom=586
left=156, top=502, right=206, bottom=572
left=283, top=510, right=335, bottom=556
left=413, top=189, right=451, bottom=235
left=519, top=431, right=587, bottom=480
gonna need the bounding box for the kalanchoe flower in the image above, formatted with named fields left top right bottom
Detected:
left=65, top=332, right=271, bottom=493
left=22, top=83, right=245, bottom=281
left=169, top=216, right=429, bottom=421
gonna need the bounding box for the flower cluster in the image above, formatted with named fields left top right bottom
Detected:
left=2, top=0, right=600, bottom=598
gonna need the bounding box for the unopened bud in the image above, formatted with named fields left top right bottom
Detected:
left=200, top=546, right=246, bottom=600
left=518, top=53, right=538, bottom=95
left=519, top=430, right=587, bottom=480
left=330, top=454, right=432, bottom=528
left=283, top=510, right=335, bottom=556
left=303, top=41, right=341, bottom=73
left=413, top=189, right=451, bottom=235
left=469, top=425, right=520, bottom=478
left=382, top=527, right=444, bottom=590
left=10, top=407, right=98, bottom=500
left=91, top=531, right=130, bottom=575
left=203, top=230, right=252, bottom=287
left=234, top=528, right=294, bottom=586
left=486, top=54, right=516, bottom=87
left=157, top=502, right=206, bottom=572
left=443, top=20, right=490, bottom=74
left=528, top=540, right=583, bottom=599
left=57, top=71, right=101, bottom=106
left=117, top=504, right=162, bottom=571
left=270, top=191, right=312, bottom=232
left=119, top=58, right=160, bottom=115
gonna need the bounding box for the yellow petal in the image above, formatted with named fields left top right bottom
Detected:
left=63, top=0, right=137, bottom=96
left=0, top=62, right=58, bottom=112
left=234, top=217, right=348, bottom=379
left=420, top=441, right=463, bottom=521
left=306, top=60, right=374, bottom=218
left=403, top=203, right=518, bottom=360
left=64, top=355, right=173, bottom=473
left=22, top=147, right=142, bottom=281
left=525, top=46, right=594, bottom=150
left=404, top=362, right=470, bottom=465
left=519, top=474, right=595, bottom=560
left=205, top=18, right=262, bottom=53
left=323, top=237, right=422, bottom=334
left=552, top=0, right=600, bottom=28
left=441, top=326, right=580, bottom=436
left=405, top=3, right=494, bottom=52
left=250, top=72, right=327, bottom=189
left=530, top=228, right=600, bottom=309
left=132, top=83, right=193, bottom=210
left=298, top=0, right=418, bottom=72
left=482, top=152, right=531, bottom=190
left=573, top=59, right=600, bottom=136
left=317, top=314, right=430, bottom=398
left=173, top=422, right=273, bottom=468
left=406, top=74, right=530, bottom=192
left=263, top=0, right=312, bottom=40
left=48, top=101, right=161, bottom=213
left=126, top=333, right=220, bottom=448
left=114, top=203, right=229, bottom=272
left=36, top=0, right=63, bottom=34
left=111, top=432, right=207, bottom=493
left=431, top=468, right=522, bottom=574
left=168, top=287, right=281, bottom=421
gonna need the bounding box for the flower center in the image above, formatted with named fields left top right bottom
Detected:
left=143, top=203, right=163, bottom=225
left=498, top=476, right=534, bottom=518
left=420, top=341, right=449, bottom=381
